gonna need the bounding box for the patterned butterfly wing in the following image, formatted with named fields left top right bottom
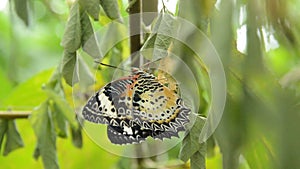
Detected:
left=82, top=70, right=190, bottom=145
left=128, top=71, right=190, bottom=140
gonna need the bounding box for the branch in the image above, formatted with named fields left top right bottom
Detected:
left=0, top=111, right=31, bottom=119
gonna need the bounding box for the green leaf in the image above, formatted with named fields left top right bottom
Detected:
left=47, top=67, right=61, bottom=89
left=33, top=144, right=40, bottom=160
left=50, top=100, right=68, bottom=138
left=13, top=0, right=29, bottom=26
left=266, top=47, right=295, bottom=77
left=206, top=135, right=216, bottom=157
left=245, top=0, right=263, bottom=75
left=142, top=33, right=156, bottom=49
left=61, top=51, right=78, bottom=86
left=100, top=22, right=127, bottom=55
left=61, top=2, right=81, bottom=52
left=3, top=120, right=24, bottom=156
left=141, top=13, right=175, bottom=61
left=0, top=120, right=8, bottom=151
left=79, top=0, right=100, bottom=20
left=214, top=95, right=247, bottom=169
left=62, top=51, right=94, bottom=87
left=30, top=101, right=59, bottom=169
left=45, top=89, right=79, bottom=130
left=279, top=67, right=300, bottom=89
left=2, top=69, right=54, bottom=109
left=243, top=137, right=274, bottom=169
left=178, top=0, right=212, bottom=31
left=30, top=102, right=48, bottom=147
left=190, top=146, right=206, bottom=169
left=71, top=123, right=82, bottom=148
left=80, top=11, right=101, bottom=59
left=179, top=115, right=206, bottom=162
left=78, top=55, right=94, bottom=87
left=100, top=0, right=122, bottom=21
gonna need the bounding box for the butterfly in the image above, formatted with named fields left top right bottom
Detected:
left=82, top=68, right=190, bottom=145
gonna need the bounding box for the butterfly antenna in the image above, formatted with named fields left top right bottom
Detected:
left=94, top=60, right=131, bottom=72
left=141, top=58, right=163, bottom=69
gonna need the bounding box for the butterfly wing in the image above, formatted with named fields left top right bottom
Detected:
left=82, top=77, right=134, bottom=124
left=82, top=76, right=151, bottom=144
left=130, top=72, right=191, bottom=140
left=82, top=70, right=190, bottom=145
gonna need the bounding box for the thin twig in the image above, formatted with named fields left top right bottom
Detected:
left=95, top=61, right=131, bottom=72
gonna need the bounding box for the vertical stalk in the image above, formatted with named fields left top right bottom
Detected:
left=128, top=0, right=141, bottom=67
left=142, top=0, right=158, bottom=26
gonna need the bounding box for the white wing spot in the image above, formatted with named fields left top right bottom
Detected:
left=123, top=126, right=133, bottom=135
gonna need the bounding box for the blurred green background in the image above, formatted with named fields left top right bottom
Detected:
left=0, top=0, right=122, bottom=168
left=1, top=0, right=300, bottom=169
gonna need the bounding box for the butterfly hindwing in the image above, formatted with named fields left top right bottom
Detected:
left=82, top=77, right=133, bottom=121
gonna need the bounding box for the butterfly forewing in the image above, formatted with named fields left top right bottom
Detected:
left=82, top=70, right=191, bottom=145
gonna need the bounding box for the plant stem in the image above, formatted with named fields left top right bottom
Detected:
left=0, top=111, right=31, bottom=119
left=128, top=0, right=141, bottom=67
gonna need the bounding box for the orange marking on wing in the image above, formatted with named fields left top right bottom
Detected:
left=126, top=84, right=134, bottom=97
left=118, top=74, right=141, bottom=97
left=163, top=87, right=177, bottom=107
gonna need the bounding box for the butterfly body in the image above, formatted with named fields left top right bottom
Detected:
left=82, top=69, right=190, bottom=144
